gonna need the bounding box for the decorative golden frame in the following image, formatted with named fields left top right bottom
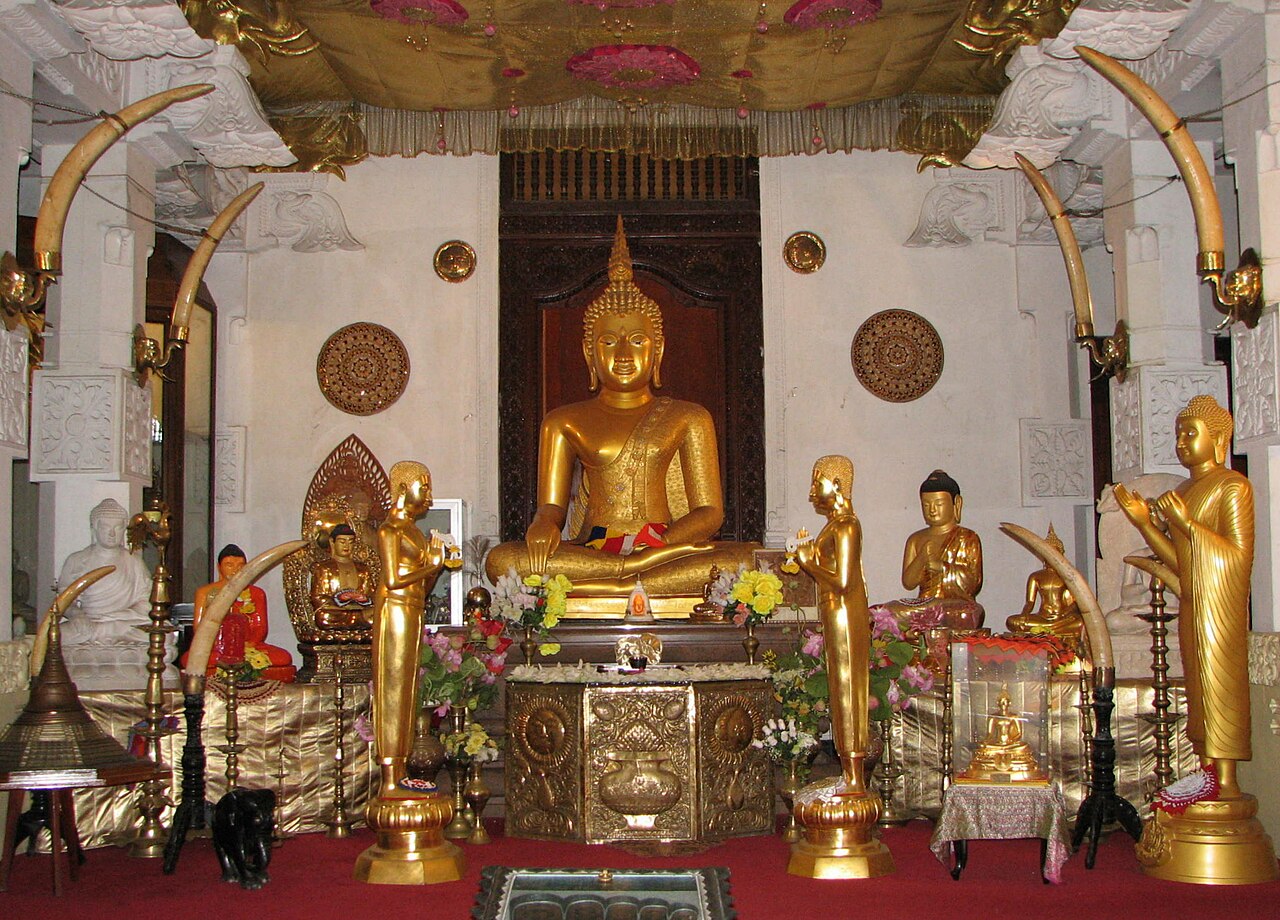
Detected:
left=782, top=231, right=826, bottom=274
left=433, top=240, right=477, bottom=282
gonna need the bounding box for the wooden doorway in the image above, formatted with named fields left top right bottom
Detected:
left=498, top=150, right=765, bottom=543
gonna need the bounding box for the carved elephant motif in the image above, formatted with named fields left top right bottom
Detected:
left=212, top=788, right=275, bottom=890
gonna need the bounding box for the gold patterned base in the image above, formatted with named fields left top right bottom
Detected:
left=787, top=781, right=895, bottom=879
left=565, top=595, right=699, bottom=619
left=1136, top=794, right=1278, bottom=885
left=354, top=793, right=464, bottom=885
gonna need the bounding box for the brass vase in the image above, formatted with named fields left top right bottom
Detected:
left=521, top=625, right=537, bottom=665
left=443, top=708, right=473, bottom=840
left=742, top=620, right=759, bottom=664
left=406, top=709, right=446, bottom=785
left=464, top=761, right=491, bottom=845
left=598, top=751, right=682, bottom=830
left=779, top=758, right=803, bottom=843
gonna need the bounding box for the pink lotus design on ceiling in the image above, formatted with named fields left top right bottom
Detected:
left=784, top=0, right=881, bottom=29
left=566, top=44, right=701, bottom=90
left=566, top=0, right=674, bottom=8
left=370, top=0, right=469, bottom=26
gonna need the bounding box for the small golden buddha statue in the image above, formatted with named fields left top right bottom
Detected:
left=484, top=217, right=756, bottom=601
left=311, top=524, right=374, bottom=630
left=959, top=686, right=1046, bottom=783
left=882, top=470, right=984, bottom=630
left=1005, top=524, right=1084, bottom=645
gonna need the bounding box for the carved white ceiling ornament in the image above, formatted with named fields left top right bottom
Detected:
left=30, top=368, right=152, bottom=484
left=1016, top=159, right=1104, bottom=247
left=242, top=173, right=364, bottom=253
left=146, top=47, right=295, bottom=169
left=53, top=0, right=214, bottom=60
left=1232, top=310, right=1279, bottom=444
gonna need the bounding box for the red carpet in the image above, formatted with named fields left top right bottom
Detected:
left=4, top=820, right=1277, bottom=918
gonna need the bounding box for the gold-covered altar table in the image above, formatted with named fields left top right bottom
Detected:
left=65, top=683, right=375, bottom=849
left=504, top=663, right=774, bottom=847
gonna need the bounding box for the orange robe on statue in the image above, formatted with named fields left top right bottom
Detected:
left=182, top=584, right=296, bottom=682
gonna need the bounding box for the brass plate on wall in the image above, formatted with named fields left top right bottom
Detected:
left=783, top=231, right=825, bottom=274
left=316, top=322, right=410, bottom=415
left=851, top=309, right=944, bottom=402
left=434, top=240, right=476, bottom=282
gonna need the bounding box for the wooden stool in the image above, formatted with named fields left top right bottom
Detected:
left=0, top=764, right=165, bottom=896
left=929, top=781, right=1074, bottom=884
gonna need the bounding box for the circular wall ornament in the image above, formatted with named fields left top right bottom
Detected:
left=316, top=322, right=410, bottom=416
left=433, top=240, right=476, bottom=282
left=851, top=309, right=943, bottom=402
left=783, top=231, right=826, bottom=273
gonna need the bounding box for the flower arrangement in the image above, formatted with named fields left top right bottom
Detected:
left=764, top=628, right=829, bottom=737
left=868, top=605, right=935, bottom=720
left=441, top=719, right=500, bottom=764
left=216, top=646, right=273, bottom=685
left=418, top=602, right=513, bottom=716
left=491, top=569, right=571, bottom=655
left=751, top=717, right=818, bottom=764
left=709, top=564, right=786, bottom=627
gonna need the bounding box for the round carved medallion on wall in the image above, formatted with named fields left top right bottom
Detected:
left=316, top=322, right=410, bottom=415
left=850, top=309, right=943, bottom=402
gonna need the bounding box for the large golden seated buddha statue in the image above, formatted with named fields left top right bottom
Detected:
left=484, top=218, right=757, bottom=615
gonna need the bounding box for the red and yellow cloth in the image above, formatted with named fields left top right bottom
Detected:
left=584, top=522, right=668, bottom=555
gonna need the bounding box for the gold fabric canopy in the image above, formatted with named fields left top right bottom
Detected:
left=184, top=0, right=1076, bottom=161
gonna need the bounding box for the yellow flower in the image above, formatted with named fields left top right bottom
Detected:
left=523, top=574, right=544, bottom=588
left=780, top=558, right=800, bottom=575
left=543, top=612, right=560, bottom=629
left=245, top=648, right=271, bottom=670
left=539, top=642, right=562, bottom=655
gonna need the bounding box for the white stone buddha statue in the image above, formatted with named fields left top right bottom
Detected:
left=55, top=498, right=168, bottom=690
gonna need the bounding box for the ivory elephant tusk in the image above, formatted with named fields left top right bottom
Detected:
left=1014, top=153, right=1094, bottom=338
left=1076, top=46, right=1225, bottom=269
left=33, top=84, right=215, bottom=275
left=170, top=183, right=264, bottom=335
left=183, top=540, right=307, bottom=691
left=29, top=565, right=116, bottom=678
left=1123, top=554, right=1182, bottom=599
left=1000, top=522, right=1113, bottom=675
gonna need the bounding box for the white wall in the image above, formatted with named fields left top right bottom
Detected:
left=224, top=151, right=1087, bottom=657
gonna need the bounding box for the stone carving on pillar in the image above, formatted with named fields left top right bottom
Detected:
left=1251, top=633, right=1280, bottom=688
left=1110, top=376, right=1142, bottom=481
left=1016, top=160, right=1104, bottom=247
left=30, top=368, right=152, bottom=485
left=1232, top=310, right=1278, bottom=443
left=243, top=174, right=363, bottom=253
left=1018, top=418, right=1091, bottom=505
left=144, top=47, right=295, bottom=168
left=0, top=329, right=29, bottom=452
left=54, top=0, right=215, bottom=60
left=215, top=425, right=246, bottom=513
left=905, top=171, right=1016, bottom=247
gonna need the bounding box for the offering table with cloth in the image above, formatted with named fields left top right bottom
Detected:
left=504, top=662, right=774, bottom=847
left=930, top=781, right=1073, bottom=883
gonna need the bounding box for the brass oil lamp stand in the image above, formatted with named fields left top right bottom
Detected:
left=272, top=745, right=293, bottom=845
left=444, top=707, right=474, bottom=840
left=875, top=714, right=910, bottom=826
left=1137, top=573, right=1179, bottom=793
left=217, top=674, right=246, bottom=788
left=128, top=498, right=179, bottom=858
left=1077, top=666, right=1094, bottom=788
left=940, top=640, right=953, bottom=794
left=327, top=653, right=353, bottom=838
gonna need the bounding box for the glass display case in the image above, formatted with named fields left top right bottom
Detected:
left=950, top=637, right=1051, bottom=784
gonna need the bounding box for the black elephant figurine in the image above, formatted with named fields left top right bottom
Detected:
left=212, top=788, right=276, bottom=890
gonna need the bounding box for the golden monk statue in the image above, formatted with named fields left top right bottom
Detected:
left=484, top=217, right=755, bottom=599
left=311, top=524, right=374, bottom=630
left=959, top=685, right=1046, bottom=783
left=885, top=470, right=984, bottom=630
left=1113, top=396, right=1254, bottom=798
left=1005, top=524, right=1084, bottom=645
left=370, top=461, right=447, bottom=797
left=794, top=455, right=870, bottom=793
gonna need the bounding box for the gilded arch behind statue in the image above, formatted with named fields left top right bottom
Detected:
left=498, top=199, right=766, bottom=547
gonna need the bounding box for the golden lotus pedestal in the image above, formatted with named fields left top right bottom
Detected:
left=787, top=778, right=895, bottom=879
left=354, top=792, right=464, bottom=885
left=1137, top=794, right=1278, bottom=885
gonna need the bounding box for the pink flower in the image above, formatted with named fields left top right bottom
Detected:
left=433, top=702, right=451, bottom=717
left=870, top=605, right=903, bottom=639
left=732, top=609, right=749, bottom=627
left=801, top=629, right=824, bottom=658
left=902, top=663, right=934, bottom=693
left=868, top=695, right=879, bottom=711
left=886, top=681, right=902, bottom=706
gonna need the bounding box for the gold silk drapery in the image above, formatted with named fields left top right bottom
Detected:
left=184, top=0, right=1074, bottom=160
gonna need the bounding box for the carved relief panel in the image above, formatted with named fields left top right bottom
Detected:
left=695, top=681, right=774, bottom=840
left=505, top=682, right=585, bottom=841
left=0, top=330, right=29, bottom=453
left=1232, top=310, right=1278, bottom=444
left=30, top=368, right=151, bottom=485
left=1019, top=419, right=1091, bottom=506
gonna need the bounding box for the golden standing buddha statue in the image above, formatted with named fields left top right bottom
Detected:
left=354, top=460, right=463, bottom=885
left=884, top=470, right=984, bottom=630
left=1114, top=395, right=1276, bottom=883
left=958, top=686, right=1047, bottom=783
left=484, top=218, right=756, bottom=605
left=1005, top=524, right=1084, bottom=645
left=788, top=455, right=894, bottom=879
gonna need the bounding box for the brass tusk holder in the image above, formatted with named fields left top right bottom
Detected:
left=133, top=323, right=189, bottom=386
left=1202, top=247, right=1263, bottom=330
left=1076, top=320, right=1129, bottom=383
